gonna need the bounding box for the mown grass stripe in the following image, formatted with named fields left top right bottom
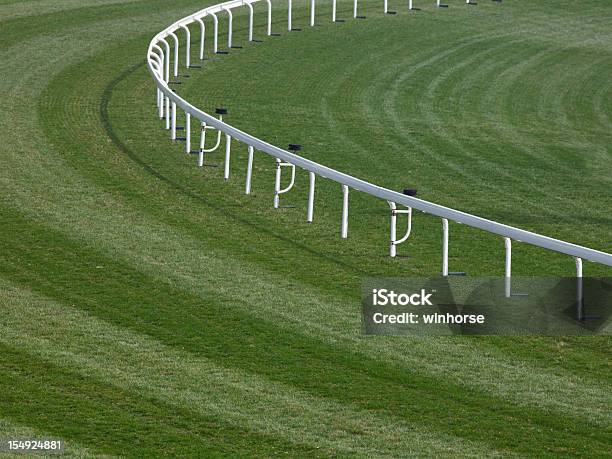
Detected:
left=0, top=279, right=504, bottom=458
left=0, top=344, right=329, bottom=458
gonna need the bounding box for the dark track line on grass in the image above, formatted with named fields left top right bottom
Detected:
left=100, top=62, right=369, bottom=276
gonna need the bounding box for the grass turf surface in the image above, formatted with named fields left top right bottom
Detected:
left=0, top=0, right=611, bottom=456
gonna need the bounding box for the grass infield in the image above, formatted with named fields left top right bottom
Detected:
left=0, top=0, right=610, bottom=456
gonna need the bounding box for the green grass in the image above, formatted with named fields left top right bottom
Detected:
left=0, top=0, right=610, bottom=456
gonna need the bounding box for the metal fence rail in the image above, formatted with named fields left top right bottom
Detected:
left=146, top=0, right=612, bottom=281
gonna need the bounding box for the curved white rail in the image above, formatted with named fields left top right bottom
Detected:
left=146, top=0, right=612, bottom=278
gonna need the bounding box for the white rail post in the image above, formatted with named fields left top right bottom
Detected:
left=165, top=97, right=170, bottom=130
left=149, top=54, right=163, bottom=115
left=195, top=17, right=205, bottom=60
left=332, top=0, right=337, bottom=21
left=353, top=0, right=358, bottom=18
left=159, top=38, right=171, bottom=129
left=504, top=237, right=512, bottom=298
left=246, top=3, right=254, bottom=41
left=149, top=48, right=163, bottom=107
left=288, top=0, right=292, bottom=31
left=198, top=122, right=206, bottom=167
left=180, top=24, right=191, bottom=68
left=224, top=134, right=232, bottom=180
left=307, top=172, right=315, bottom=222
left=225, top=8, right=233, bottom=49
left=211, top=12, right=219, bottom=53
left=409, top=0, right=413, bottom=9
left=160, top=38, right=170, bottom=82
left=575, top=257, right=583, bottom=320
left=442, top=218, right=449, bottom=276
left=169, top=32, right=179, bottom=77
left=171, top=102, right=177, bottom=140
left=265, top=0, right=272, bottom=35
left=246, top=145, right=254, bottom=194
left=155, top=72, right=163, bottom=118
left=390, top=202, right=397, bottom=257
left=274, top=159, right=282, bottom=208
left=310, top=0, right=315, bottom=26
left=185, top=112, right=191, bottom=152
left=341, top=185, right=349, bottom=238
left=384, top=0, right=388, bottom=14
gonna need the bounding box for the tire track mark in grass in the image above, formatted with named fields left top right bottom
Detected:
left=0, top=281, right=502, bottom=458
left=0, top=210, right=610, bottom=456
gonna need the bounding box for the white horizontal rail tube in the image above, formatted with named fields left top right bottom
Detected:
left=210, top=12, right=219, bottom=53
left=195, top=17, right=205, bottom=60
left=504, top=237, right=512, bottom=298
left=341, top=185, right=349, bottom=239
left=246, top=3, right=254, bottom=41
left=307, top=172, right=315, bottom=223
left=185, top=112, right=191, bottom=152
left=332, top=0, right=337, bottom=21
left=310, top=0, right=315, bottom=26
left=225, top=8, right=233, bottom=48
left=265, top=0, right=272, bottom=35
left=288, top=0, right=292, bottom=31
left=246, top=145, right=254, bottom=194
left=224, top=134, right=232, bottom=180
left=442, top=218, right=449, bottom=276
left=168, top=32, right=179, bottom=77
left=180, top=24, right=191, bottom=68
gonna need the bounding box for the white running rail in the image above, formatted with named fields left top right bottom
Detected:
left=146, top=0, right=612, bottom=279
